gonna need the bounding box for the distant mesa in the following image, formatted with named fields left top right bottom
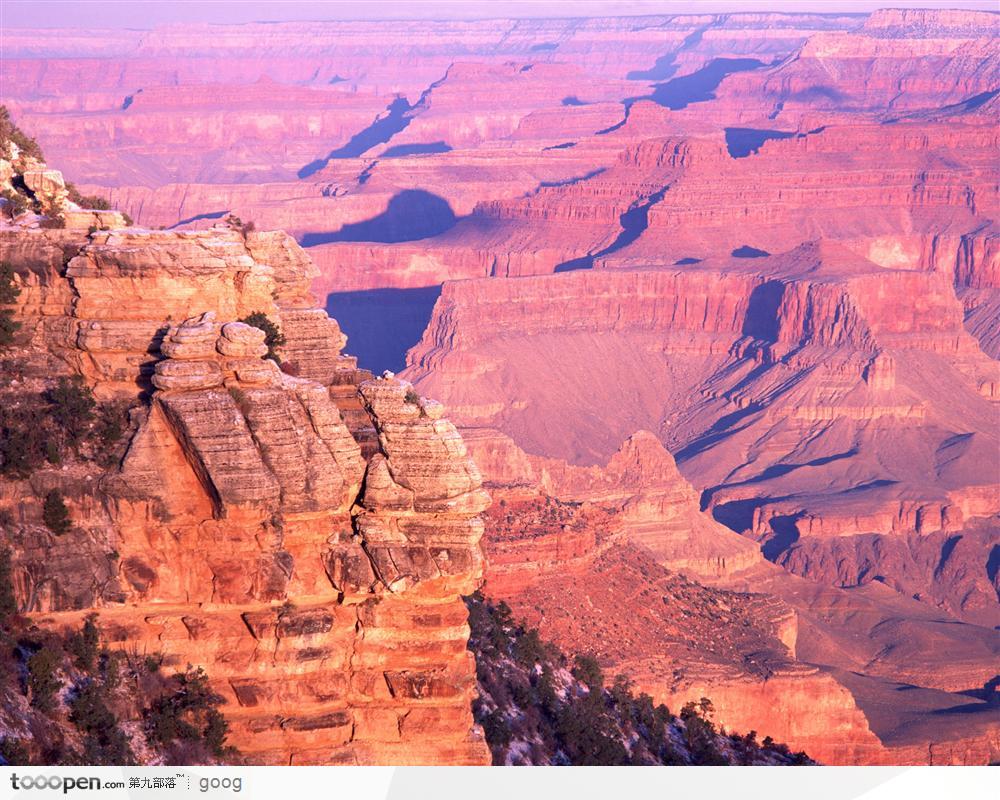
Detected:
left=884, top=89, right=1000, bottom=124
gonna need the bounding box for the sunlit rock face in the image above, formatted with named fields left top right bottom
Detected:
left=2, top=6, right=998, bottom=766
left=2, top=224, right=489, bottom=765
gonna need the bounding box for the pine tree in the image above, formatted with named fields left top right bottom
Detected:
left=42, top=490, right=72, bottom=535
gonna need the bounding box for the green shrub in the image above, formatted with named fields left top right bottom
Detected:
left=42, top=490, right=72, bottom=535
left=38, top=214, right=66, bottom=230
left=45, top=440, right=61, bottom=465
left=512, top=627, right=546, bottom=668
left=680, top=698, right=727, bottom=765
left=0, top=380, right=129, bottom=478
left=224, top=214, right=254, bottom=236
left=555, top=699, right=630, bottom=765
left=0, top=262, right=20, bottom=350
left=45, top=376, right=95, bottom=449
left=203, top=709, right=229, bottom=757
left=69, top=614, right=101, bottom=672
left=238, top=311, right=285, bottom=363
left=91, top=400, right=129, bottom=465
left=0, top=546, right=16, bottom=620
left=0, top=392, right=55, bottom=478
left=1, top=190, right=29, bottom=222
left=571, top=654, right=604, bottom=690
left=70, top=680, right=116, bottom=735
left=27, top=646, right=61, bottom=711
left=64, top=183, right=111, bottom=210
left=147, top=666, right=230, bottom=757
left=481, top=708, right=511, bottom=750
left=0, top=737, right=30, bottom=765
left=102, top=650, right=123, bottom=690
left=0, top=421, right=46, bottom=477
left=69, top=680, right=135, bottom=765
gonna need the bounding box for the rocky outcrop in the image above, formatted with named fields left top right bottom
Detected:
left=3, top=13, right=855, bottom=187
left=477, top=511, right=888, bottom=764
left=5, top=7, right=999, bottom=768
left=405, top=248, right=998, bottom=492
left=0, top=139, right=127, bottom=229
left=468, top=429, right=763, bottom=582
left=718, top=8, right=1000, bottom=118
left=464, top=428, right=899, bottom=763
left=402, top=245, right=1000, bottom=763
left=2, top=226, right=490, bottom=765
left=773, top=524, right=1000, bottom=628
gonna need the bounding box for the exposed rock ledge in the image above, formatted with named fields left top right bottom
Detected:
left=3, top=225, right=490, bottom=765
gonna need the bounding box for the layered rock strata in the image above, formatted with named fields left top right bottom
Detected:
left=1, top=226, right=490, bottom=765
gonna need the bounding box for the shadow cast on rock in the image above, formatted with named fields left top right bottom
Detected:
left=301, top=190, right=458, bottom=246
left=326, top=286, right=443, bottom=374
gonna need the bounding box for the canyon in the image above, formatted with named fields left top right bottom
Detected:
left=0, top=164, right=489, bottom=763
left=1, top=7, right=998, bottom=766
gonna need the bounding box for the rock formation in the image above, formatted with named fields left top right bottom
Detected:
left=405, top=249, right=999, bottom=619
left=3, top=7, right=999, bottom=766
left=471, top=430, right=999, bottom=765
left=1, top=220, right=490, bottom=765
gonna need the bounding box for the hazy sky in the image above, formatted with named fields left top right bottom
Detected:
left=3, top=0, right=997, bottom=28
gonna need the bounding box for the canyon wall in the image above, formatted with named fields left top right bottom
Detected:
left=468, top=427, right=998, bottom=765
left=1, top=221, right=490, bottom=765
left=4, top=7, right=998, bottom=766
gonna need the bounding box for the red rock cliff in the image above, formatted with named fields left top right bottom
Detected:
left=1, top=224, right=490, bottom=765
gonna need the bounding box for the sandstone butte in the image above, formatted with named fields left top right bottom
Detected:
left=0, top=194, right=492, bottom=763
left=1, top=6, right=998, bottom=766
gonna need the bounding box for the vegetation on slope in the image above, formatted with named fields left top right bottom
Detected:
left=0, top=106, right=44, bottom=164
left=0, top=262, right=20, bottom=351
left=0, top=585, right=237, bottom=766
left=467, top=592, right=813, bottom=766
left=0, top=366, right=132, bottom=480
left=1, top=107, right=46, bottom=223
left=239, top=311, right=285, bottom=363
left=1, top=108, right=120, bottom=224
